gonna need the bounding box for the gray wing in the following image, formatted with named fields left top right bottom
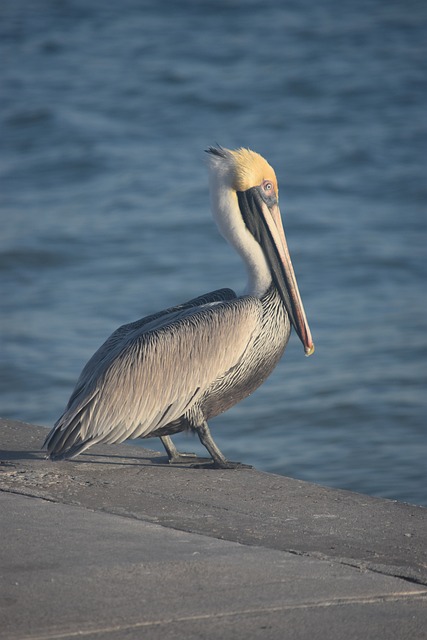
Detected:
left=67, top=288, right=236, bottom=408
left=45, top=296, right=262, bottom=458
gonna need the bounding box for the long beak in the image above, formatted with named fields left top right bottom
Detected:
left=238, top=189, right=315, bottom=356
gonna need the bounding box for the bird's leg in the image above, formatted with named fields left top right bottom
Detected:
left=194, top=420, right=253, bottom=470
left=159, top=435, right=212, bottom=465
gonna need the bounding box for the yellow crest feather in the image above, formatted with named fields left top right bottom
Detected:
left=229, top=148, right=278, bottom=193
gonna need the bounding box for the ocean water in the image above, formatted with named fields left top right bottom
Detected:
left=1, top=0, right=426, bottom=505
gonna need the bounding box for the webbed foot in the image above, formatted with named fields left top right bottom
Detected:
left=168, top=452, right=213, bottom=465
left=159, top=436, right=214, bottom=465
left=190, top=460, right=253, bottom=470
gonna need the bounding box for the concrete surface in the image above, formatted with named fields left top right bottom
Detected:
left=1, top=418, right=426, bottom=639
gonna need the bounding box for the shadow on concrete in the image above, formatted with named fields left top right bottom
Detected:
left=0, top=449, right=42, bottom=461
left=76, top=452, right=170, bottom=467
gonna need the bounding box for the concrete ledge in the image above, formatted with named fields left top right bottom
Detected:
left=1, top=418, right=427, bottom=639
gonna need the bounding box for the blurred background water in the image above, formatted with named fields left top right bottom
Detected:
left=1, top=0, right=426, bottom=505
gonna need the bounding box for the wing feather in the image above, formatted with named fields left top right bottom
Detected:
left=45, top=296, right=261, bottom=458
left=67, top=288, right=236, bottom=408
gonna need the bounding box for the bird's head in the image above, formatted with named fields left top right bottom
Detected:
left=205, top=145, right=314, bottom=357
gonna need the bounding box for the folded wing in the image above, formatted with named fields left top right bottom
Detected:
left=45, top=296, right=262, bottom=459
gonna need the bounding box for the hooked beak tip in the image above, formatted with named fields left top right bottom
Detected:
left=304, top=343, right=315, bottom=357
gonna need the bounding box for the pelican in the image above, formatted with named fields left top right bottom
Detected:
left=44, top=146, right=314, bottom=468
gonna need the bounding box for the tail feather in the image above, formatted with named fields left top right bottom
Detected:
left=46, top=419, right=84, bottom=458
left=44, top=390, right=99, bottom=460
left=47, top=437, right=97, bottom=461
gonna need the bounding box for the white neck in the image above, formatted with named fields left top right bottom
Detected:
left=209, top=177, right=272, bottom=298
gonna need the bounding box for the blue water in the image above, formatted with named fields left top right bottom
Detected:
left=1, top=0, right=426, bottom=505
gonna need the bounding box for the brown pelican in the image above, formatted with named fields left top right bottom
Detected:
left=44, top=146, right=314, bottom=468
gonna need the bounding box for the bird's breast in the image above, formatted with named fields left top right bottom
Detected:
left=201, top=287, right=291, bottom=420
